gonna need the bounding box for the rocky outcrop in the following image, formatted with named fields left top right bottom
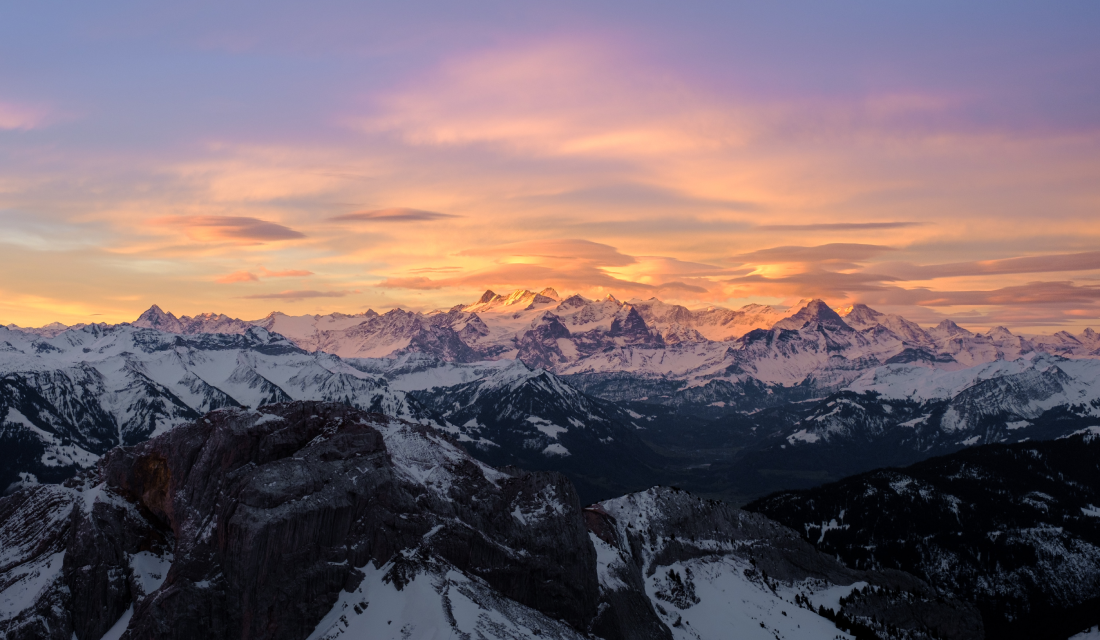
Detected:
left=0, top=401, right=998, bottom=640
left=1, top=402, right=600, bottom=639
left=516, top=312, right=572, bottom=369
left=608, top=306, right=663, bottom=346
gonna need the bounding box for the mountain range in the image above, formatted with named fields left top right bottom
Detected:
left=3, top=288, right=1100, bottom=638
left=3, top=289, right=1098, bottom=502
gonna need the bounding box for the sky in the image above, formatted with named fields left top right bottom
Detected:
left=2, top=1, right=1099, bottom=332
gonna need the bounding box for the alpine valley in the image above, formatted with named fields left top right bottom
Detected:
left=2, top=288, right=1100, bottom=639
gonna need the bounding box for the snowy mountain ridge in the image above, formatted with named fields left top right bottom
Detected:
left=0, top=322, right=431, bottom=491
left=0, top=402, right=982, bottom=640
left=9, top=292, right=1098, bottom=399
left=5, top=290, right=1100, bottom=510
left=76, top=291, right=1100, bottom=354
left=10, top=292, right=1098, bottom=384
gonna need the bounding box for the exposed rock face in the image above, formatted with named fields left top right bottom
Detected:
left=516, top=312, right=572, bottom=369
left=0, top=401, right=1003, bottom=640
left=772, top=299, right=851, bottom=333
left=608, top=306, right=663, bottom=346
left=0, top=480, right=166, bottom=640
left=1, top=402, right=600, bottom=639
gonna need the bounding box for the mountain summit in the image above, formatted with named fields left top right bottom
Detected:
left=132, top=303, right=183, bottom=332
left=772, top=299, right=851, bottom=332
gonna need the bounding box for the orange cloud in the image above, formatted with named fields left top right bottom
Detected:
left=457, top=239, right=636, bottom=267
left=216, top=266, right=314, bottom=283
left=879, top=250, right=1100, bottom=280
left=358, top=39, right=739, bottom=159
left=152, top=216, right=306, bottom=244
left=2, top=36, right=1098, bottom=332
left=238, top=289, right=359, bottom=301
left=729, top=244, right=896, bottom=265
left=258, top=266, right=314, bottom=278
left=329, top=208, right=458, bottom=223
left=215, top=270, right=260, bottom=283
left=756, top=222, right=927, bottom=232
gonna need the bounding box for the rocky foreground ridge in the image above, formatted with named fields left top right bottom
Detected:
left=747, top=428, right=1100, bottom=640
left=0, top=401, right=979, bottom=640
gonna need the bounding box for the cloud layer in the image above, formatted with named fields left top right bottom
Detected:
left=1, top=2, right=1099, bottom=331
left=153, top=216, right=306, bottom=243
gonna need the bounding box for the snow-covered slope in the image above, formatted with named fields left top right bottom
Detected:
left=16, top=291, right=1094, bottom=399
left=307, top=553, right=588, bottom=640
left=706, top=352, right=1100, bottom=500
left=13, top=293, right=1100, bottom=376
left=410, top=359, right=664, bottom=503
left=0, top=403, right=603, bottom=640
left=132, top=304, right=254, bottom=335
left=0, top=324, right=428, bottom=491
left=586, top=487, right=982, bottom=640
left=0, top=402, right=982, bottom=640
left=748, top=432, right=1100, bottom=639
left=7, top=291, right=1100, bottom=504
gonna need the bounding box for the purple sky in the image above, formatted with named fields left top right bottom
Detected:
left=2, top=1, right=1099, bottom=331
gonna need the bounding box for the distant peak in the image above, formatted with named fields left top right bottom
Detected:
left=557, top=294, right=589, bottom=309
left=503, top=289, right=535, bottom=305
left=133, top=304, right=183, bottom=332
left=934, top=319, right=972, bottom=337
left=772, top=299, right=850, bottom=331
left=801, top=299, right=832, bottom=313
left=538, top=287, right=561, bottom=301
left=835, top=303, right=883, bottom=327
left=135, top=304, right=175, bottom=321
left=834, top=302, right=876, bottom=316
left=476, top=290, right=498, bottom=304
left=604, top=293, right=621, bottom=305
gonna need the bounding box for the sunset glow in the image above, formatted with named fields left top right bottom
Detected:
left=2, top=1, right=1099, bottom=331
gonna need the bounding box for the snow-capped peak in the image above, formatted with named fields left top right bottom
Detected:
left=133, top=304, right=183, bottom=333
left=772, top=299, right=850, bottom=332
left=931, top=319, right=972, bottom=338
left=834, top=303, right=883, bottom=327
left=463, top=288, right=558, bottom=313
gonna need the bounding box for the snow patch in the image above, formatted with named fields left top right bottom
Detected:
left=306, top=558, right=585, bottom=640
left=130, top=551, right=172, bottom=597
left=541, top=443, right=570, bottom=457
left=589, top=533, right=629, bottom=593
left=99, top=605, right=134, bottom=640
left=786, top=429, right=820, bottom=445
left=526, top=416, right=567, bottom=439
